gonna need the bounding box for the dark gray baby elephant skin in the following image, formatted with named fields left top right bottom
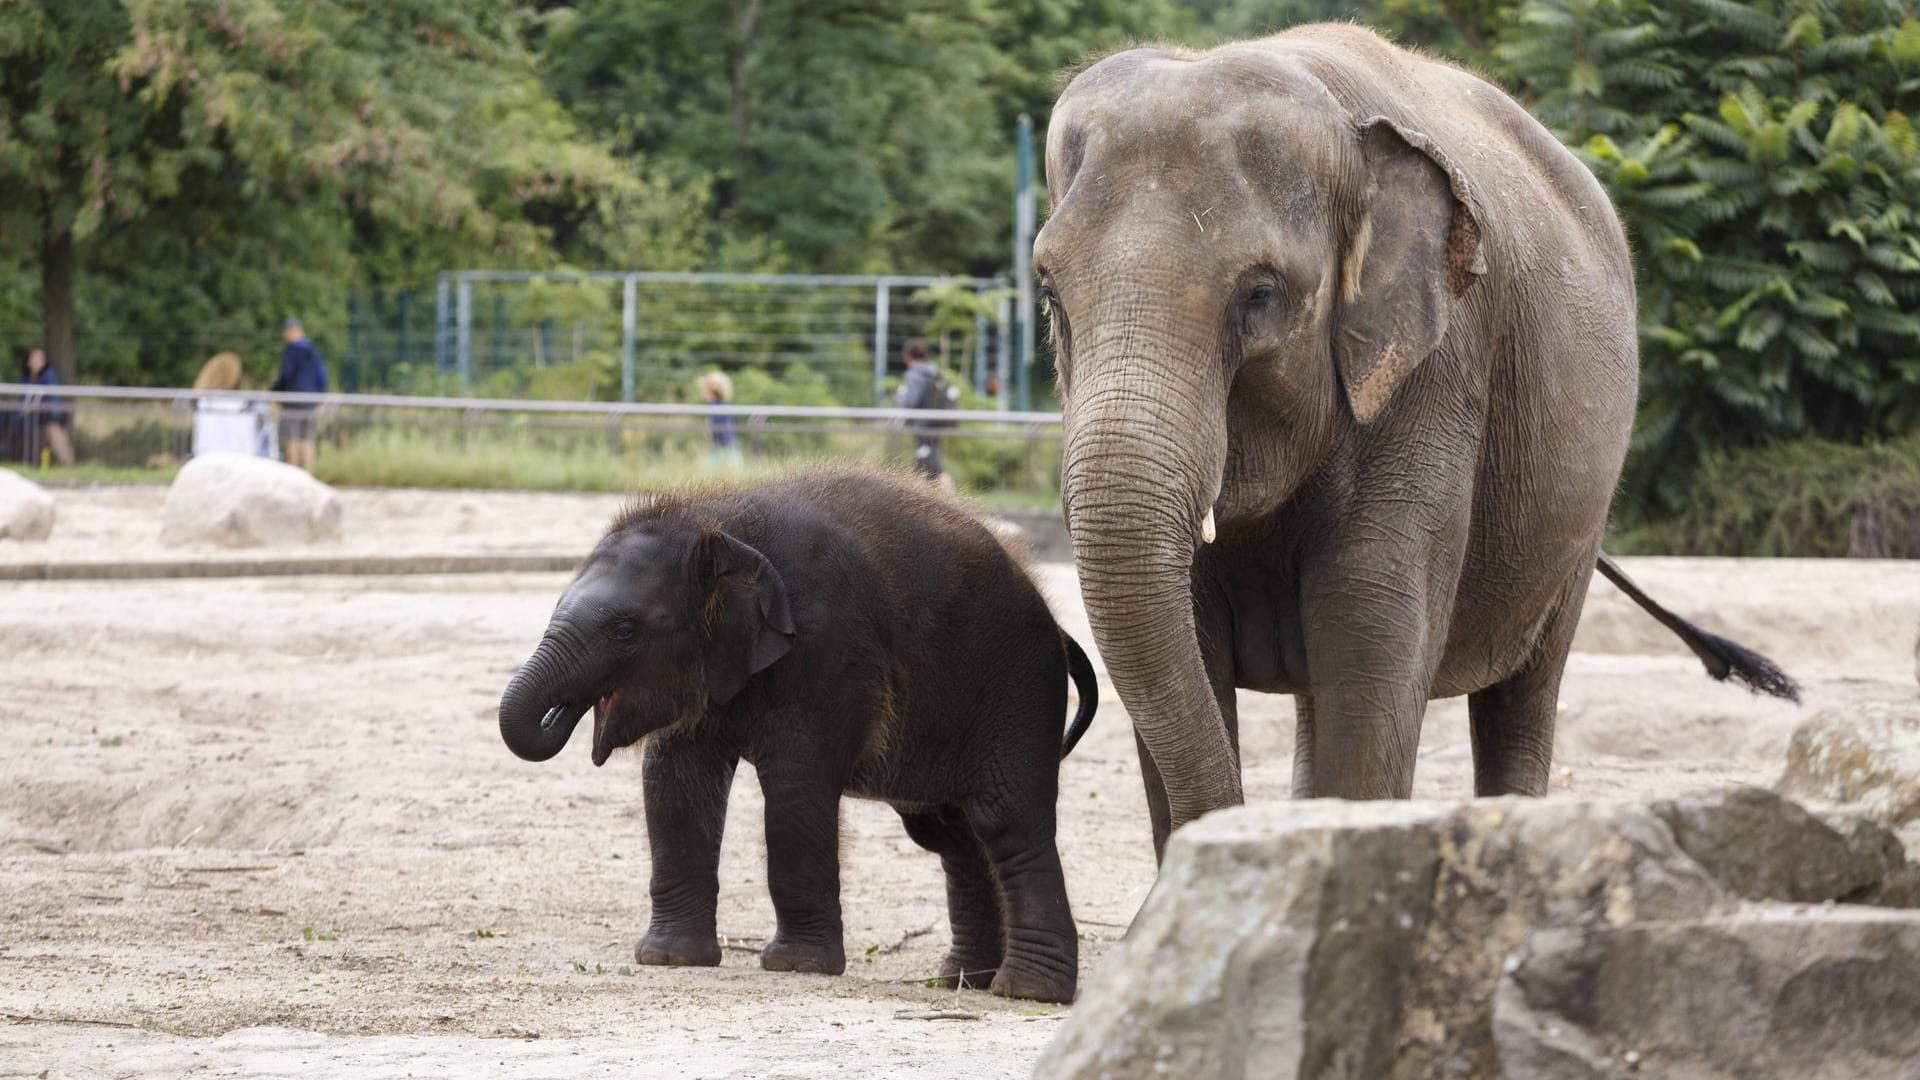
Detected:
left=498, top=471, right=1097, bottom=1003
left=1038, top=24, right=1797, bottom=857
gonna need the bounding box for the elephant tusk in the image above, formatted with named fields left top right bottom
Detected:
left=1201, top=509, right=1216, bottom=545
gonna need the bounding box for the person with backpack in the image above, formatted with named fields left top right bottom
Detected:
left=271, top=317, right=328, bottom=470
left=894, top=338, right=957, bottom=492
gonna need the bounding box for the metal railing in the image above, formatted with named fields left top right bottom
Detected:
left=432, top=270, right=1021, bottom=408
left=0, top=384, right=1066, bottom=495
left=0, top=383, right=1061, bottom=427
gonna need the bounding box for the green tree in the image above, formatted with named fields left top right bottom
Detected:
left=1500, top=0, right=1920, bottom=517
left=0, top=0, right=681, bottom=386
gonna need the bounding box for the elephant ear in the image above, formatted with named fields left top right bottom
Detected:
left=694, top=531, right=796, bottom=705
left=1334, top=115, right=1486, bottom=424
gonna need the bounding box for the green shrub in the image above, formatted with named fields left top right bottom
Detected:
left=1611, top=432, right=1920, bottom=556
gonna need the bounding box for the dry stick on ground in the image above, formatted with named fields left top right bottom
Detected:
left=875, top=921, right=937, bottom=955
left=717, top=922, right=937, bottom=957
left=893, top=1010, right=980, bottom=1022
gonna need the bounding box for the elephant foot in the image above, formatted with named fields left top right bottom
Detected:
left=989, top=964, right=1075, bottom=1004
left=760, top=935, right=845, bottom=976
left=926, top=949, right=1000, bottom=990
left=634, top=927, right=721, bottom=967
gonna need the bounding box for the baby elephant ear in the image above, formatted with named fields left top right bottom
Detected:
left=699, top=532, right=796, bottom=705
left=1334, top=116, right=1486, bottom=424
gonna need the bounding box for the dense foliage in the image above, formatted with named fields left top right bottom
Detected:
left=1611, top=431, right=1920, bottom=556
left=4, top=0, right=1919, bottom=529
left=1500, top=0, right=1920, bottom=518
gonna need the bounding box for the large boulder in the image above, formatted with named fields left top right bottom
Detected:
left=1780, top=700, right=1920, bottom=853
left=1038, top=791, right=1920, bottom=1080
left=1494, top=909, right=1920, bottom=1079
left=161, top=453, right=342, bottom=547
left=1648, top=786, right=1900, bottom=904
left=0, top=469, right=55, bottom=541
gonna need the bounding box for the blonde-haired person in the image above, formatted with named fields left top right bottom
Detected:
left=698, top=370, right=743, bottom=471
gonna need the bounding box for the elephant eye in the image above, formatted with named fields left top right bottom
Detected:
left=1243, top=282, right=1279, bottom=308
left=610, top=619, right=639, bottom=641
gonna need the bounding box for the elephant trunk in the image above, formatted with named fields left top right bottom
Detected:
left=499, top=631, right=594, bottom=762
left=1062, top=320, right=1240, bottom=840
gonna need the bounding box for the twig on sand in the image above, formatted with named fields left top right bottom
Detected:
left=874, top=921, right=937, bottom=956
left=184, top=865, right=276, bottom=873
left=718, top=933, right=766, bottom=954
left=894, top=1009, right=979, bottom=1022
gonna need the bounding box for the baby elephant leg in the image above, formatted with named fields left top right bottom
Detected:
left=965, top=802, right=1077, bottom=1003
left=757, top=764, right=846, bottom=975
left=637, top=734, right=736, bottom=967
left=898, top=806, right=1004, bottom=989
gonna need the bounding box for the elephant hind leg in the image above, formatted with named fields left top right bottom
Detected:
left=898, top=805, right=1003, bottom=990
left=1291, top=695, right=1314, bottom=798
left=1468, top=590, right=1585, bottom=797
left=962, top=801, right=1077, bottom=1004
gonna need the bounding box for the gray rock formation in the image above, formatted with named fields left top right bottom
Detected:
left=161, top=453, right=342, bottom=547
left=1038, top=791, right=1920, bottom=1080
left=1780, top=700, right=1920, bottom=854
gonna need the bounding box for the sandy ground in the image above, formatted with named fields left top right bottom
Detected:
left=3, top=487, right=1918, bottom=1078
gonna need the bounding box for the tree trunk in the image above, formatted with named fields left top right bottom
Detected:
left=722, top=0, right=763, bottom=208
left=40, top=217, right=78, bottom=384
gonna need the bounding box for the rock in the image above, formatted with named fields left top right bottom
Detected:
left=1037, top=801, right=1453, bottom=1080
left=0, top=469, right=55, bottom=540
left=1039, top=793, right=1920, bottom=1080
left=1649, top=786, right=1895, bottom=904
left=161, top=453, right=342, bottom=547
left=1779, top=700, right=1920, bottom=854
left=1494, top=908, right=1920, bottom=1080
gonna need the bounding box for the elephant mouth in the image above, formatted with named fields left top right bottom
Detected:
left=592, top=690, right=624, bottom=768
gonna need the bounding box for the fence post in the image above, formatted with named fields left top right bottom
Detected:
left=397, top=291, right=411, bottom=376
left=872, top=279, right=891, bottom=406
left=347, top=291, right=363, bottom=393
left=621, top=275, right=637, bottom=403
left=1013, top=114, right=1037, bottom=412
left=973, top=308, right=989, bottom=396
left=995, top=291, right=1012, bottom=412
left=434, top=272, right=450, bottom=371
left=491, top=293, right=507, bottom=380
left=456, top=274, right=473, bottom=395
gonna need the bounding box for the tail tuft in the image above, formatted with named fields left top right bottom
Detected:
left=1690, top=627, right=1803, bottom=703
left=1595, top=553, right=1801, bottom=704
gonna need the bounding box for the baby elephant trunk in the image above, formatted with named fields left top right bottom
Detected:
left=499, top=635, right=591, bottom=762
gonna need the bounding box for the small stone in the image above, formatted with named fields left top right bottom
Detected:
left=0, top=469, right=54, bottom=541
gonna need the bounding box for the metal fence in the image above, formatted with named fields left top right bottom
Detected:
left=0, top=383, right=1065, bottom=497
left=429, top=271, right=1023, bottom=408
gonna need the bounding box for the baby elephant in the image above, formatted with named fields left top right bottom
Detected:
left=498, top=471, right=1097, bottom=1003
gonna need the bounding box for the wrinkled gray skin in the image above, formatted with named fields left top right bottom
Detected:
left=1040, top=25, right=1640, bottom=854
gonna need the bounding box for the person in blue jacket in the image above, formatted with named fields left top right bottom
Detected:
left=21, top=347, right=74, bottom=466
left=271, top=317, right=328, bottom=470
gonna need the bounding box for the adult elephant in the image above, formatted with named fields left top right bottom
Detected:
left=1038, top=24, right=1796, bottom=857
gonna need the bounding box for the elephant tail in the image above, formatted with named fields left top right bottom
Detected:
left=1595, top=553, right=1801, bottom=703
left=1061, top=635, right=1099, bottom=760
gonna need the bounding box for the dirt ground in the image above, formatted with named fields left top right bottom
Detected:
left=3, top=487, right=1917, bottom=1078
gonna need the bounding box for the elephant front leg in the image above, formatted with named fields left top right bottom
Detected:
left=899, top=805, right=1004, bottom=989
left=1300, top=588, right=1436, bottom=800
left=637, top=734, right=737, bottom=967
left=757, top=765, right=846, bottom=975
left=965, top=803, right=1077, bottom=1003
